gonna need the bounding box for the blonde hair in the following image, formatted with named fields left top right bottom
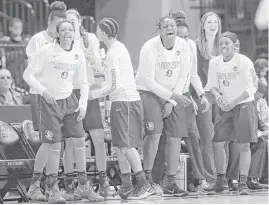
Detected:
left=66, top=9, right=89, bottom=48
left=198, top=12, right=222, bottom=60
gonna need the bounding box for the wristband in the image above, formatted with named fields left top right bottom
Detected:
left=199, top=93, right=206, bottom=100
left=169, top=99, right=177, bottom=106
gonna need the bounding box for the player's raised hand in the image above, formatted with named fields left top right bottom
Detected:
left=171, top=93, right=192, bottom=107
left=75, top=106, right=86, bottom=122
left=42, top=90, right=57, bottom=104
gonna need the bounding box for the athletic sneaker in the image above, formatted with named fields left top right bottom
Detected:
left=147, top=181, right=163, bottom=196
left=228, top=179, right=238, bottom=191
left=197, top=180, right=214, bottom=193
left=47, top=183, right=66, bottom=204
left=73, top=181, right=104, bottom=202
left=26, top=181, right=47, bottom=202
left=238, top=182, right=250, bottom=195
left=247, top=178, right=263, bottom=190
left=128, top=182, right=151, bottom=200
left=163, top=182, right=189, bottom=197
left=187, top=183, right=197, bottom=192
left=117, top=186, right=135, bottom=200
left=98, top=184, right=120, bottom=200
left=213, top=176, right=229, bottom=193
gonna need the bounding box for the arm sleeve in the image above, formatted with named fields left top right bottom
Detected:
left=255, top=0, right=268, bottom=30
left=26, top=35, right=39, bottom=59
left=88, top=33, right=102, bottom=72
left=204, top=59, right=219, bottom=91
left=92, top=53, right=119, bottom=99
left=138, top=44, right=173, bottom=101
left=173, top=41, right=192, bottom=95
left=23, top=48, right=46, bottom=95
left=243, top=59, right=258, bottom=97
left=189, top=41, right=204, bottom=96
left=77, top=53, right=89, bottom=110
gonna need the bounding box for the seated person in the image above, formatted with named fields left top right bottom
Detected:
left=0, top=68, right=22, bottom=105
left=2, top=18, right=28, bottom=44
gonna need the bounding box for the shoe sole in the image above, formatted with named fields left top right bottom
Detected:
left=162, top=192, right=189, bottom=197
left=48, top=200, right=66, bottom=204
left=127, top=192, right=148, bottom=200
left=103, top=195, right=121, bottom=200
left=87, top=198, right=105, bottom=202
left=239, top=190, right=250, bottom=195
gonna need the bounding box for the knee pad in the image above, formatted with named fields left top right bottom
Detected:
left=239, top=143, right=250, bottom=152
left=50, top=142, right=61, bottom=151
left=71, top=137, right=85, bottom=148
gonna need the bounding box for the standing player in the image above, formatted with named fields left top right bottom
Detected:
left=172, top=13, right=211, bottom=191
left=63, top=9, right=116, bottom=200
left=205, top=32, right=258, bottom=195
left=90, top=17, right=151, bottom=200
left=24, top=20, right=104, bottom=203
left=24, top=1, right=66, bottom=202
left=136, top=15, right=192, bottom=197
left=26, top=1, right=66, bottom=131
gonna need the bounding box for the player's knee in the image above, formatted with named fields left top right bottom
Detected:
left=213, top=141, right=225, bottom=150
left=117, top=147, right=129, bottom=156
left=50, top=142, right=61, bottom=151
left=239, top=143, right=250, bottom=152
left=91, top=131, right=105, bottom=145
left=71, top=137, right=85, bottom=148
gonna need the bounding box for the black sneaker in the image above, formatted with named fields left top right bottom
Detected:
left=239, top=182, right=250, bottom=195
left=228, top=179, right=238, bottom=191
left=247, top=178, right=263, bottom=190
left=163, top=182, right=189, bottom=197
left=213, top=176, right=229, bottom=193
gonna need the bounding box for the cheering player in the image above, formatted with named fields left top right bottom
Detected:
left=136, top=15, right=192, bottom=197
left=205, top=32, right=258, bottom=195
left=24, top=20, right=103, bottom=203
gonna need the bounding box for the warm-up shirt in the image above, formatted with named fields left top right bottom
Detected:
left=135, top=35, right=192, bottom=102
left=23, top=43, right=89, bottom=110
left=26, top=30, right=54, bottom=94
left=205, top=53, right=258, bottom=104
left=92, top=40, right=140, bottom=102
left=73, top=33, right=101, bottom=89
left=182, top=39, right=204, bottom=95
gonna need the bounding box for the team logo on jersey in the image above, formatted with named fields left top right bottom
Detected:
left=44, top=130, right=53, bottom=141
left=166, top=70, right=173, bottom=77
left=74, top=54, right=79, bottom=60
left=233, top=66, right=238, bottom=71
left=223, top=80, right=230, bottom=87
left=146, top=122, right=154, bottom=131
left=177, top=50, right=180, bottom=56
left=61, top=71, right=68, bottom=79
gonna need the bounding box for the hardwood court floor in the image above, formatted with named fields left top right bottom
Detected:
left=66, top=190, right=268, bottom=204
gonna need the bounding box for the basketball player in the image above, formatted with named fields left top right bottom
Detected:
left=63, top=9, right=116, bottom=200
left=90, top=17, right=151, bottom=200
left=172, top=14, right=212, bottom=191
left=24, top=1, right=66, bottom=202
left=205, top=32, right=258, bottom=195
left=136, top=15, right=192, bottom=197
left=23, top=20, right=103, bottom=203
